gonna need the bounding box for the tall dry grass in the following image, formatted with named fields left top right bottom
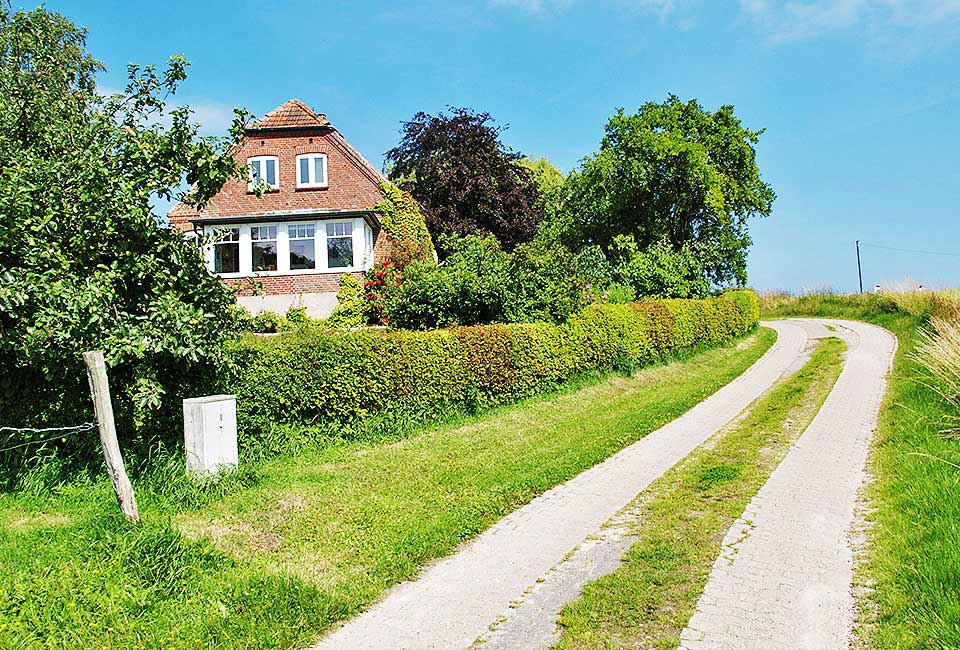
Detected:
left=758, top=286, right=960, bottom=321
left=916, top=315, right=960, bottom=436
left=881, top=280, right=960, bottom=319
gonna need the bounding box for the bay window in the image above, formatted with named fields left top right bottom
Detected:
left=205, top=218, right=369, bottom=276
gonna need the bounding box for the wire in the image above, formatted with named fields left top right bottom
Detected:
left=860, top=242, right=960, bottom=258
left=0, top=422, right=97, bottom=454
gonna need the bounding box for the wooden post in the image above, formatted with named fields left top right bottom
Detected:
left=83, top=351, right=140, bottom=523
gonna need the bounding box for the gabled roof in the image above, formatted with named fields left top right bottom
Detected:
left=247, top=99, right=330, bottom=131
left=167, top=99, right=385, bottom=224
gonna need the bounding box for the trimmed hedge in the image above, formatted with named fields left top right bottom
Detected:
left=227, top=290, right=760, bottom=439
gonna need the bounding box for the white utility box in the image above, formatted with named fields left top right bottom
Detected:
left=183, top=394, right=238, bottom=478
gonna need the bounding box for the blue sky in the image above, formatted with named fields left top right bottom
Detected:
left=40, top=0, right=960, bottom=292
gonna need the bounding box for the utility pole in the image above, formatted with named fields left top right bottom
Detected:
left=856, top=240, right=863, bottom=294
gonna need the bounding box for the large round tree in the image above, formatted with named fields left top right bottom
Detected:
left=385, top=107, right=543, bottom=253
left=565, top=96, right=775, bottom=287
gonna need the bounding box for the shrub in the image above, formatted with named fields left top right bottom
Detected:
left=505, top=239, right=585, bottom=324
left=573, top=245, right=613, bottom=292
left=248, top=311, right=286, bottom=334
left=609, top=235, right=711, bottom=300
left=285, top=306, right=311, bottom=328
left=385, top=234, right=588, bottom=329
left=385, top=234, right=512, bottom=329
left=226, top=290, right=760, bottom=446
left=327, top=274, right=366, bottom=328
left=364, top=259, right=404, bottom=325
left=603, top=284, right=635, bottom=304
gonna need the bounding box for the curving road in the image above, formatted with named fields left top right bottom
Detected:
left=309, top=319, right=896, bottom=650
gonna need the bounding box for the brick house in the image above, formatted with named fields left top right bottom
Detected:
left=168, top=99, right=393, bottom=317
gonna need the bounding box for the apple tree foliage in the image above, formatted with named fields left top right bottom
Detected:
left=0, top=5, right=247, bottom=460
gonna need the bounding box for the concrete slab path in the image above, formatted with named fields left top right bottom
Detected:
left=311, top=321, right=810, bottom=650
left=679, top=319, right=897, bottom=650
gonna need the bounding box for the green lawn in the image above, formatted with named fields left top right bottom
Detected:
left=553, top=335, right=846, bottom=649
left=0, top=329, right=774, bottom=650
left=763, top=295, right=960, bottom=648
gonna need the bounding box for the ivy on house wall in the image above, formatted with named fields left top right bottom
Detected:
left=371, top=180, right=435, bottom=266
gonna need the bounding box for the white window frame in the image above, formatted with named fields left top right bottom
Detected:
left=203, top=217, right=371, bottom=277
left=322, top=219, right=357, bottom=271
left=363, top=223, right=374, bottom=271
left=211, top=226, right=241, bottom=276
left=296, top=153, right=328, bottom=189
left=287, top=223, right=318, bottom=272
left=247, top=155, right=280, bottom=191
left=250, top=224, right=280, bottom=273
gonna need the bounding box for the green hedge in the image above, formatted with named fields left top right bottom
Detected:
left=227, top=290, right=760, bottom=440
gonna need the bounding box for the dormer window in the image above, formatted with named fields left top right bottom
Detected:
left=296, top=153, right=328, bottom=189
left=248, top=156, right=279, bottom=191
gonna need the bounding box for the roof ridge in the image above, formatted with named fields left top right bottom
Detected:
left=249, top=99, right=329, bottom=131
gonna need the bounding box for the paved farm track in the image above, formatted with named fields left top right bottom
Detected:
left=680, top=319, right=895, bottom=650
left=310, top=319, right=895, bottom=650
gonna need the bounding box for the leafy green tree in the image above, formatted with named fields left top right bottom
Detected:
left=609, top=236, right=711, bottom=299
left=385, top=107, right=543, bottom=253
left=0, top=6, right=247, bottom=461
left=565, top=96, right=775, bottom=286
left=519, top=156, right=566, bottom=217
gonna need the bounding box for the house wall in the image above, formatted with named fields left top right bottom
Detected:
left=169, top=127, right=386, bottom=227
left=227, top=273, right=363, bottom=319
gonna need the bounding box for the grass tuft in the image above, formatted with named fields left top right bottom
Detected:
left=693, top=464, right=741, bottom=490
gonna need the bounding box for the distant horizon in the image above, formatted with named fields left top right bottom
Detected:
left=42, top=0, right=960, bottom=293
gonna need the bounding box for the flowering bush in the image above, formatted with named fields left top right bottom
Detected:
left=364, top=259, right=404, bottom=325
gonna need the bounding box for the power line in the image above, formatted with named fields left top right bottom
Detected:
left=859, top=242, right=960, bottom=258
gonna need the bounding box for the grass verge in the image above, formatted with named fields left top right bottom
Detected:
left=553, top=335, right=846, bottom=650
left=763, top=294, right=960, bottom=648
left=0, top=329, right=775, bottom=650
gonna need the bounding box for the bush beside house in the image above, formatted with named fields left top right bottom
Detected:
left=227, top=290, right=760, bottom=445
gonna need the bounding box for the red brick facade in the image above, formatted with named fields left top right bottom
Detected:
left=168, top=127, right=386, bottom=227
left=227, top=272, right=362, bottom=296
left=168, top=99, right=395, bottom=307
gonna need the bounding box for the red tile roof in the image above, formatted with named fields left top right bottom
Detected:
left=247, top=99, right=330, bottom=130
